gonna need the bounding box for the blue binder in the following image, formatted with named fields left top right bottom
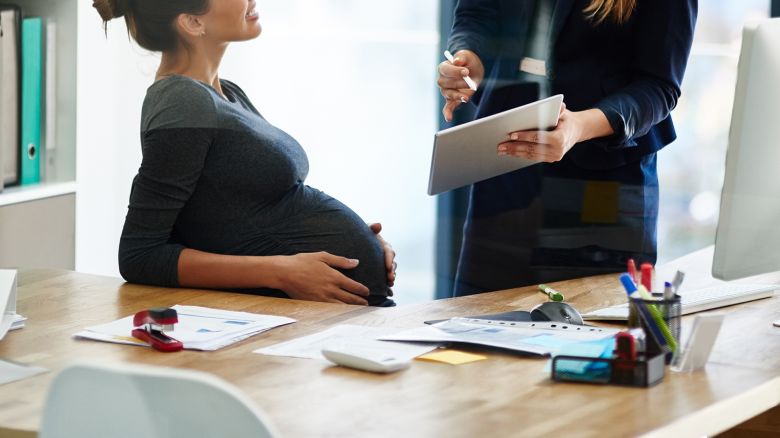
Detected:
left=20, top=17, right=42, bottom=186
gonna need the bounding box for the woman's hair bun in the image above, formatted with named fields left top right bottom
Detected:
left=93, top=0, right=127, bottom=21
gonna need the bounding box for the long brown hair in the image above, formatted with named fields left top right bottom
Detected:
left=584, top=0, right=637, bottom=25
left=92, top=0, right=210, bottom=52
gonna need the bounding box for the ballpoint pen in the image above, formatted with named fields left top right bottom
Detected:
left=538, top=284, right=564, bottom=302
left=663, top=281, right=674, bottom=300
left=443, top=50, right=478, bottom=92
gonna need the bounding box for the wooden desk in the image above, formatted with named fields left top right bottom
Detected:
left=2, top=257, right=780, bottom=437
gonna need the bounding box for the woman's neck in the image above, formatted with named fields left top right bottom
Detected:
left=157, top=42, right=228, bottom=94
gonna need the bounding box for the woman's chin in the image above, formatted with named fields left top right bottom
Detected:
left=234, top=26, right=262, bottom=42
left=248, top=25, right=262, bottom=40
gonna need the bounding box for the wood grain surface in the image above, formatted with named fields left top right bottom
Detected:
left=1, top=259, right=780, bottom=438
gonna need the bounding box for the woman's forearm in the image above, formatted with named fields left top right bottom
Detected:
left=177, top=248, right=285, bottom=290
left=177, top=248, right=371, bottom=305
left=575, top=108, right=615, bottom=143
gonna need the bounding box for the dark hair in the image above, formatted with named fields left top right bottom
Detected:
left=93, top=0, right=210, bottom=52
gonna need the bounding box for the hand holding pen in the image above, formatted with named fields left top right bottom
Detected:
left=438, top=49, right=485, bottom=122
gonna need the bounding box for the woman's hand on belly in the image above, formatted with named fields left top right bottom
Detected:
left=274, top=252, right=371, bottom=305
left=369, top=223, right=397, bottom=292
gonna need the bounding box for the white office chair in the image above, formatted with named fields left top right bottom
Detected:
left=39, top=361, right=279, bottom=438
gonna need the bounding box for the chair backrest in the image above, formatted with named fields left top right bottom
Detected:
left=39, top=361, right=278, bottom=438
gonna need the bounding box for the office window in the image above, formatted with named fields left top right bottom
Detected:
left=657, top=1, right=771, bottom=262
left=220, top=1, right=439, bottom=303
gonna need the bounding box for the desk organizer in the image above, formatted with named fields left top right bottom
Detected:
left=630, top=295, right=682, bottom=364
left=551, top=352, right=666, bottom=387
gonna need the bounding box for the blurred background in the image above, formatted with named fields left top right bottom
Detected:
left=73, top=0, right=775, bottom=305
left=657, top=0, right=770, bottom=263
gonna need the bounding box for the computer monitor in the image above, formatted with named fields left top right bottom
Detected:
left=713, top=18, right=780, bottom=280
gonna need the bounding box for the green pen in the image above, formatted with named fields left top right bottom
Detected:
left=538, top=284, right=564, bottom=302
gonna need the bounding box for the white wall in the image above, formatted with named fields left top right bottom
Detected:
left=75, top=2, right=439, bottom=304
left=76, top=5, right=155, bottom=278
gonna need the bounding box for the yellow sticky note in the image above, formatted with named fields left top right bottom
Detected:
left=416, top=350, right=487, bottom=365
left=581, top=181, right=620, bottom=224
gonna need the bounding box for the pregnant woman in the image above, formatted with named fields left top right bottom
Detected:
left=94, top=0, right=396, bottom=306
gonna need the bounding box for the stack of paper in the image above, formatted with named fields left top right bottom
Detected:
left=254, top=324, right=439, bottom=361
left=381, top=318, right=620, bottom=356
left=74, top=305, right=296, bottom=351
left=10, top=314, right=25, bottom=331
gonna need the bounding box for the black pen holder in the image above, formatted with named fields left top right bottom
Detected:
left=551, top=352, right=666, bottom=387
left=629, top=295, right=682, bottom=364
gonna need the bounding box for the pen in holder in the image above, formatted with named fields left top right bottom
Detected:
left=629, top=295, right=681, bottom=364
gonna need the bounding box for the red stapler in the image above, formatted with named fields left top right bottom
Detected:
left=131, top=307, right=184, bottom=352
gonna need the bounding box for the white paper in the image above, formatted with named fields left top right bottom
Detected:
left=254, top=324, right=439, bottom=361
left=0, top=359, right=47, bottom=386
left=10, top=314, right=26, bottom=331
left=74, top=305, right=296, bottom=351
left=380, top=318, right=620, bottom=356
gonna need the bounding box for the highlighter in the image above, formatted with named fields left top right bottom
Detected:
left=538, top=284, right=564, bottom=302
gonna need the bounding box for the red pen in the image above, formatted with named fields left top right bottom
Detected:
left=615, top=331, right=638, bottom=369
left=640, top=263, right=654, bottom=292
left=627, top=259, right=638, bottom=285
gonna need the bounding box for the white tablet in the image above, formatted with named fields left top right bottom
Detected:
left=427, top=94, right=564, bottom=196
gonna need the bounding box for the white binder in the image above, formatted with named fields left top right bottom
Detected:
left=0, top=6, right=21, bottom=189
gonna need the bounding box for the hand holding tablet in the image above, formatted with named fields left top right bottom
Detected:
left=427, top=94, right=564, bottom=195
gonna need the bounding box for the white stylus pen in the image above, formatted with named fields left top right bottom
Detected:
left=444, top=50, right=478, bottom=92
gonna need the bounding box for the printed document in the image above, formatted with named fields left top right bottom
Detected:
left=381, top=318, right=620, bottom=356
left=74, top=305, right=296, bottom=351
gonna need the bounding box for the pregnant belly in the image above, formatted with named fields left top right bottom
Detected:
left=269, top=190, right=390, bottom=302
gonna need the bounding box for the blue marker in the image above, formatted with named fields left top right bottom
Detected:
left=620, top=273, right=638, bottom=296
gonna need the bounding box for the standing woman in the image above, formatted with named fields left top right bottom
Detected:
left=94, top=0, right=397, bottom=306
left=438, top=0, right=697, bottom=296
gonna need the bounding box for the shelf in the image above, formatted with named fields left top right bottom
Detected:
left=0, top=0, right=78, bottom=271
left=0, top=181, right=76, bottom=207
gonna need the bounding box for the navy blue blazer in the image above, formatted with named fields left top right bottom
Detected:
left=448, top=0, right=698, bottom=170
